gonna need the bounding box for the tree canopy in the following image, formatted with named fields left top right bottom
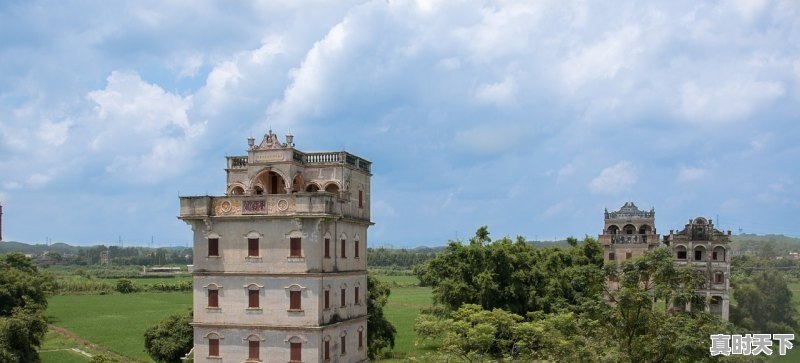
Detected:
left=144, top=311, right=193, bottom=363
left=367, top=274, right=397, bottom=359
left=0, top=253, right=51, bottom=363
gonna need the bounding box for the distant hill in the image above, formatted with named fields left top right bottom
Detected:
left=0, top=241, right=188, bottom=255
left=731, top=234, right=800, bottom=254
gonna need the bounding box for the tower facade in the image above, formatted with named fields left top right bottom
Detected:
left=665, top=217, right=731, bottom=321
left=598, top=202, right=660, bottom=264
left=180, top=131, right=371, bottom=363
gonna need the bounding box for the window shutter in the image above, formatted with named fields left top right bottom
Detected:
left=358, top=190, right=363, bottom=208
left=324, top=340, right=330, bottom=360
left=208, top=289, right=219, bottom=308
left=209, top=338, right=219, bottom=356
left=341, top=239, right=346, bottom=258
left=249, top=340, right=259, bottom=360
left=290, top=237, right=301, bottom=257
left=324, top=238, right=330, bottom=258
left=248, top=238, right=259, bottom=257
left=359, top=331, right=363, bottom=349
left=341, top=336, right=346, bottom=354
left=208, top=238, right=219, bottom=256
left=248, top=289, right=259, bottom=308
left=341, top=288, right=346, bottom=307
left=290, top=342, right=301, bottom=362
left=324, top=290, right=329, bottom=309
left=354, top=240, right=359, bottom=258
left=609, top=252, right=615, bottom=261
left=355, top=286, right=359, bottom=305
left=290, top=290, right=301, bottom=310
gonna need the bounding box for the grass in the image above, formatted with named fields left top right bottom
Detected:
left=47, top=292, right=192, bottom=362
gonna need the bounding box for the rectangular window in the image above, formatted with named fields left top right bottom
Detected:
left=209, top=338, right=219, bottom=357
left=341, top=336, right=346, bottom=355
left=341, top=239, right=346, bottom=258
left=677, top=251, right=687, bottom=259
left=248, top=238, right=259, bottom=257
left=695, top=250, right=703, bottom=261
left=712, top=251, right=718, bottom=260
left=324, top=290, right=330, bottom=309
left=290, top=237, right=301, bottom=257
left=626, top=252, right=632, bottom=260
left=324, top=340, right=330, bottom=360
left=290, top=290, right=301, bottom=310
left=355, top=240, right=360, bottom=258
left=249, top=340, right=259, bottom=360
left=358, top=190, right=363, bottom=208
left=208, top=238, right=219, bottom=257
left=359, top=331, right=363, bottom=349
left=715, top=273, right=723, bottom=284
left=290, top=342, right=301, bottom=362
left=324, top=238, right=331, bottom=258
left=355, top=286, right=360, bottom=305
left=608, top=252, right=615, bottom=261
left=341, top=288, right=346, bottom=307
left=208, top=289, right=219, bottom=308
left=248, top=289, right=259, bottom=308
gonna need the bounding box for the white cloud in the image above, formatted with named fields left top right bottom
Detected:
left=86, top=71, right=205, bottom=183
left=475, top=77, right=518, bottom=106
left=590, top=161, right=637, bottom=194
left=561, top=25, right=643, bottom=90
left=678, top=167, right=709, bottom=182
left=38, top=119, right=73, bottom=146
left=678, top=79, right=785, bottom=122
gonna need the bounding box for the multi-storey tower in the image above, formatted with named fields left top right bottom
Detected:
left=180, top=131, right=371, bottom=363
left=598, top=202, right=660, bottom=264
left=665, top=217, right=731, bottom=321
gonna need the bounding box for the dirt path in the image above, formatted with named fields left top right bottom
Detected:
left=47, top=324, right=145, bottom=362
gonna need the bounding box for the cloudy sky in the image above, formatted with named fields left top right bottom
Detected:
left=1, top=0, right=799, bottom=247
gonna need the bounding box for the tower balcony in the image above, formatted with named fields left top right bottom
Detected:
left=179, top=193, right=369, bottom=222
left=599, top=234, right=660, bottom=246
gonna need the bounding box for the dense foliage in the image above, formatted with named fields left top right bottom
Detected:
left=367, top=247, right=440, bottom=268
left=144, top=311, right=194, bottom=363
left=414, top=226, right=605, bottom=315
left=0, top=253, right=51, bottom=363
left=367, top=274, right=397, bottom=359
left=414, top=228, right=734, bottom=363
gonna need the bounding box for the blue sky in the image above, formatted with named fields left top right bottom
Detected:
left=1, top=1, right=799, bottom=247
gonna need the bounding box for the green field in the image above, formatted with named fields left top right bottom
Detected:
left=46, top=292, right=192, bottom=362
left=41, top=276, right=800, bottom=362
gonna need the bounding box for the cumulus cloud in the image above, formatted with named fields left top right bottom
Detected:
left=678, top=79, right=785, bottom=122
left=678, top=167, right=709, bottom=182
left=590, top=161, right=637, bottom=194
left=87, top=71, right=205, bottom=183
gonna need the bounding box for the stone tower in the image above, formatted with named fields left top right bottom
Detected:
left=665, top=217, right=731, bottom=321
left=598, top=202, right=660, bottom=264
left=180, top=131, right=371, bottom=363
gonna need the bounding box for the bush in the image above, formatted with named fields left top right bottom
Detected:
left=115, top=279, right=137, bottom=294
left=145, top=311, right=193, bottom=363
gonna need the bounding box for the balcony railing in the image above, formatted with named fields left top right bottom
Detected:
left=227, top=151, right=372, bottom=173
left=179, top=193, right=367, bottom=220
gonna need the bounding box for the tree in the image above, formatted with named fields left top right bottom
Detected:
left=115, top=278, right=137, bottom=294
left=367, top=274, right=396, bottom=359
left=730, top=270, right=798, bottom=334
left=0, top=253, right=50, bottom=363
left=144, top=311, right=193, bottom=363
left=414, top=227, right=605, bottom=315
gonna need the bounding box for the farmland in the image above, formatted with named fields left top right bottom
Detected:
left=41, top=273, right=433, bottom=362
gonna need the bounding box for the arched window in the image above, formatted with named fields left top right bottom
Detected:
left=325, top=183, right=340, bottom=194
left=623, top=224, right=636, bottom=235
left=203, top=283, right=222, bottom=308
left=712, top=246, right=726, bottom=262
left=246, top=334, right=263, bottom=361
left=675, top=245, right=687, bottom=260
left=204, top=332, right=222, bottom=357
left=244, top=283, right=262, bottom=309
left=638, top=224, right=652, bottom=235
left=607, top=225, right=620, bottom=235
left=287, top=336, right=304, bottom=362
left=694, top=246, right=706, bottom=261
left=229, top=185, right=245, bottom=195
left=306, top=183, right=320, bottom=192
